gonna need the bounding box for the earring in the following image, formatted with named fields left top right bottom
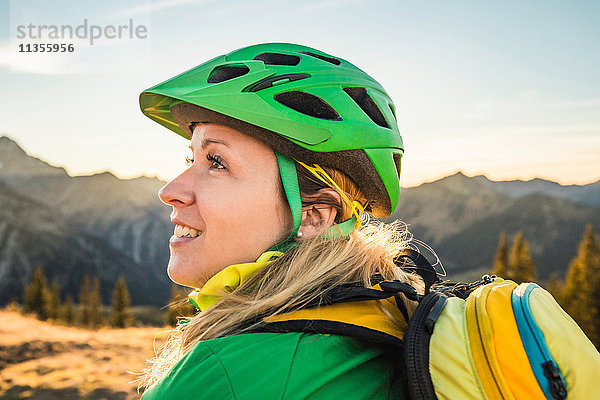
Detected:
left=295, top=231, right=303, bottom=240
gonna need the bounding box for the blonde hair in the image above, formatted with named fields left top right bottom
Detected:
left=138, top=165, right=423, bottom=389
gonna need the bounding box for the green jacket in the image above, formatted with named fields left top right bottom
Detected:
left=141, top=332, right=403, bottom=399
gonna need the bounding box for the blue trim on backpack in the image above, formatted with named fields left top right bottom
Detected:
left=512, top=283, right=567, bottom=400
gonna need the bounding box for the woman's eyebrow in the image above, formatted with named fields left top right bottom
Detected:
left=189, top=138, right=230, bottom=153
left=200, top=138, right=230, bottom=149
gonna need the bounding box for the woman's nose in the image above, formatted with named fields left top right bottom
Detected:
left=158, top=172, right=195, bottom=207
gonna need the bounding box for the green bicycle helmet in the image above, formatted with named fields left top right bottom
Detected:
left=140, top=43, right=403, bottom=243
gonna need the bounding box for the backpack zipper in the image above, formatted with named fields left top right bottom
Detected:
left=512, top=284, right=567, bottom=400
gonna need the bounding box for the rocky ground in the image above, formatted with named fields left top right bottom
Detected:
left=0, top=310, right=169, bottom=399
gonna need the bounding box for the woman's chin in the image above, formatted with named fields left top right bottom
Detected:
left=167, top=261, right=207, bottom=289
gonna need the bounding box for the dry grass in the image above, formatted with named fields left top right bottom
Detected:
left=0, top=310, right=169, bottom=399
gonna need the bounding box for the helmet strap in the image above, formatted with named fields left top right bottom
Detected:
left=270, top=154, right=365, bottom=253
left=320, top=215, right=360, bottom=239
left=269, top=152, right=303, bottom=252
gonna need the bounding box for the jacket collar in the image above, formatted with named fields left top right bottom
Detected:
left=188, top=251, right=284, bottom=311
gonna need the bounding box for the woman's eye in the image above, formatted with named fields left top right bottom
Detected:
left=206, top=153, right=226, bottom=170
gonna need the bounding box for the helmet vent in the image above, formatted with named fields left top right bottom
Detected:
left=388, top=103, right=397, bottom=121
left=274, top=91, right=342, bottom=121
left=254, top=53, right=301, bottom=66
left=299, top=51, right=341, bottom=66
left=207, top=65, right=250, bottom=83
left=343, top=87, right=390, bottom=129
left=393, top=153, right=402, bottom=179
left=247, top=73, right=310, bottom=92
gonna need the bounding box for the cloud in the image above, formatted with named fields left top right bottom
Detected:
left=0, top=40, right=86, bottom=75
left=472, top=100, right=494, bottom=111
left=110, top=0, right=217, bottom=18
left=517, top=90, right=537, bottom=102
left=0, top=36, right=151, bottom=75
left=515, top=91, right=600, bottom=111
left=549, top=98, right=600, bottom=110
left=296, top=0, right=363, bottom=13
left=428, top=122, right=600, bottom=138
left=461, top=90, right=600, bottom=122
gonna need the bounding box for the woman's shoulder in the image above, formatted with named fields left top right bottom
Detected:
left=142, top=332, right=403, bottom=400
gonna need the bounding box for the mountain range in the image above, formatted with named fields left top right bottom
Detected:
left=0, top=136, right=171, bottom=305
left=388, top=172, right=600, bottom=280
left=0, top=135, right=598, bottom=305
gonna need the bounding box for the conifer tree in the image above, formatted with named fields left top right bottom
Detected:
left=24, top=267, right=50, bottom=320
left=8, top=296, right=20, bottom=312
left=165, top=284, right=196, bottom=326
left=111, top=276, right=133, bottom=328
left=562, top=225, right=600, bottom=346
left=514, top=239, right=536, bottom=283
left=492, top=232, right=508, bottom=277
left=88, top=276, right=103, bottom=329
left=79, top=275, right=91, bottom=326
left=546, top=273, right=564, bottom=305
left=506, top=231, right=536, bottom=283
left=47, top=280, right=61, bottom=320
left=62, top=295, right=75, bottom=325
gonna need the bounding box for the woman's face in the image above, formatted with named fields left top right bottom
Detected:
left=158, top=123, right=292, bottom=288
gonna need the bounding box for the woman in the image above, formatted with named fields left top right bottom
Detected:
left=138, top=43, right=423, bottom=399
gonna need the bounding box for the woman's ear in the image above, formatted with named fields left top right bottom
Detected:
left=298, top=188, right=340, bottom=240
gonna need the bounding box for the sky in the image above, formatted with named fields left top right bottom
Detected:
left=0, top=0, right=599, bottom=187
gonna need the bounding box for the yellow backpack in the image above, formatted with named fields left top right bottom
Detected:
left=404, top=275, right=600, bottom=400
left=256, top=250, right=600, bottom=399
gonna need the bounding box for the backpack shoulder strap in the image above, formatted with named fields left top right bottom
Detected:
left=253, top=282, right=411, bottom=347
left=250, top=247, right=440, bottom=346
left=395, top=248, right=440, bottom=294
left=260, top=296, right=406, bottom=347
